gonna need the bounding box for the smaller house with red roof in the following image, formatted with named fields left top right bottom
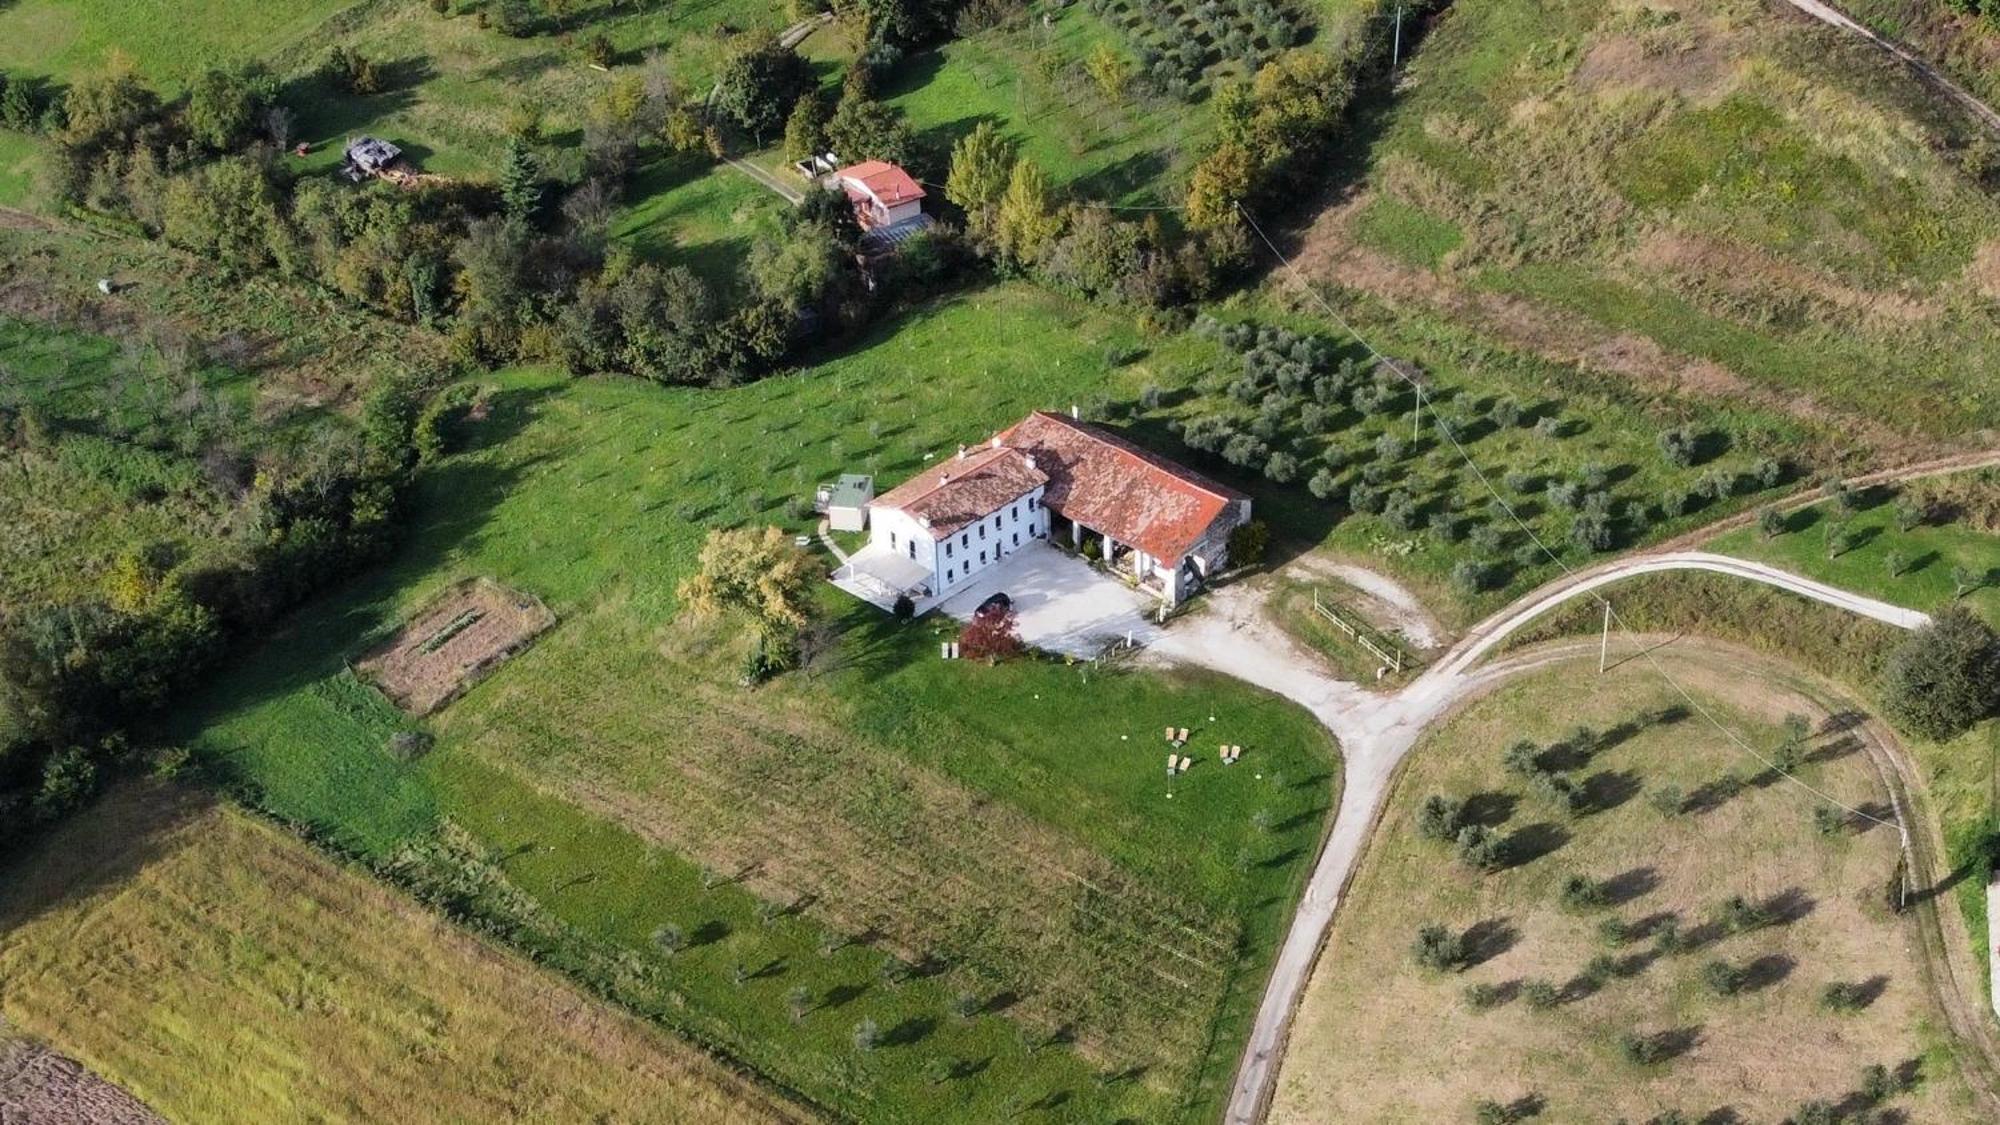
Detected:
left=832, top=160, right=926, bottom=231
left=833, top=409, right=1251, bottom=611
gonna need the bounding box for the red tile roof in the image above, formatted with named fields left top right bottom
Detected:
left=872, top=444, right=1047, bottom=539
left=999, top=412, right=1248, bottom=562
left=834, top=160, right=925, bottom=207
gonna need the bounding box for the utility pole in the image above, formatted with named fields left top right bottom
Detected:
left=1411, top=386, right=1422, bottom=441
left=1392, top=3, right=1404, bottom=70
left=1598, top=600, right=1611, bottom=674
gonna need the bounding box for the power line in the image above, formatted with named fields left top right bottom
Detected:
left=1232, top=201, right=1900, bottom=830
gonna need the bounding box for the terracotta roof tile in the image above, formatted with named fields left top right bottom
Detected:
left=834, top=160, right=925, bottom=206
left=872, top=445, right=1047, bottom=539
left=998, top=412, right=1247, bottom=562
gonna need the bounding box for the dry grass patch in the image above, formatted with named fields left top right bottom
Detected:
left=1270, top=654, right=1979, bottom=1123
left=357, top=577, right=554, bottom=716
left=0, top=783, right=806, bottom=1124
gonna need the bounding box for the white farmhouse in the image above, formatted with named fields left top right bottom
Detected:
left=834, top=410, right=1251, bottom=609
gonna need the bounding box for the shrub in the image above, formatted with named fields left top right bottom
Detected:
left=1788, top=1102, right=1835, bottom=1125
left=1821, top=980, right=1872, bottom=1012
left=1227, top=520, right=1270, bottom=567
left=1463, top=982, right=1504, bottom=1011
left=1520, top=980, right=1560, bottom=1010
left=1652, top=918, right=1690, bottom=956
left=1307, top=467, right=1340, bottom=500
left=33, top=746, right=97, bottom=819
left=1417, top=794, right=1467, bottom=841
left=1455, top=824, right=1506, bottom=871
left=585, top=33, right=616, bottom=67
left=1411, top=923, right=1468, bottom=971
left=1265, top=451, right=1299, bottom=483
left=1702, top=959, right=1747, bottom=996
left=1374, top=433, right=1407, bottom=461
left=892, top=593, right=915, bottom=621
left=1619, top=1031, right=1670, bottom=1065
left=1648, top=784, right=1684, bottom=817
left=1349, top=482, right=1386, bottom=515
left=852, top=1017, right=881, bottom=1051
left=386, top=730, right=434, bottom=761
left=652, top=924, right=686, bottom=954
left=1559, top=874, right=1608, bottom=911
left=1502, top=740, right=1541, bottom=776
left=1533, top=415, right=1564, bottom=439
left=1757, top=506, right=1786, bottom=539
left=1716, top=894, right=1773, bottom=934
left=1596, top=917, right=1634, bottom=946
left=1880, top=605, right=2000, bottom=741
left=1751, top=457, right=1783, bottom=489
left=1859, top=1062, right=1894, bottom=1103
left=1450, top=560, right=1490, bottom=594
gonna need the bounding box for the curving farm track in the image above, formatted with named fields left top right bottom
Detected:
left=1157, top=545, right=1975, bottom=1123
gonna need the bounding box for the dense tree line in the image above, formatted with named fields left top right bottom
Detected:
left=0, top=364, right=455, bottom=853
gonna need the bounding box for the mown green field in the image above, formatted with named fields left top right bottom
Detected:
left=0, top=0, right=352, bottom=89
left=883, top=5, right=1208, bottom=205
left=1306, top=0, right=2000, bottom=448
left=610, top=154, right=790, bottom=292
left=1710, top=472, right=2000, bottom=626
left=181, top=283, right=1341, bottom=1123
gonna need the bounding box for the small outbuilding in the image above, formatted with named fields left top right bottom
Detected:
left=816, top=473, right=874, bottom=532
left=342, top=136, right=403, bottom=182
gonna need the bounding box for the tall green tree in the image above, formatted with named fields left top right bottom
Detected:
left=1882, top=604, right=2000, bottom=741
left=994, top=158, right=1062, bottom=267
left=945, top=121, right=1013, bottom=240
left=713, top=43, right=813, bottom=143
left=185, top=67, right=271, bottom=153
left=498, top=137, right=542, bottom=224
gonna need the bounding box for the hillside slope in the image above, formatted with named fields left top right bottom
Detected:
left=1291, top=0, right=2000, bottom=458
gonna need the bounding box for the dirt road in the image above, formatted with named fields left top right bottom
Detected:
left=1779, top=0, right=2000, bottom=135
left=1160, top=550, right=1931, bottom=1124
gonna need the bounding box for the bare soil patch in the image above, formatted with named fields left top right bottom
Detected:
left=357, top=579, right=554, bottom=716
left=1968, top=238, right=2000, bottom=303
left=0, top=1039, right=161, bottom=1125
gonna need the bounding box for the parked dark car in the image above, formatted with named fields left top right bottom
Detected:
left=975, top=592, right=1012, bottom=618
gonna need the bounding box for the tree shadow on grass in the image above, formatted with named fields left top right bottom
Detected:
left=1577, top=769, right=1643, bottom=815
left=1739, top=953, right=1794, bottom=993
left=883, top=1015, right=937, bottom=1047
left=1460, top=917, right=1518, bottom=968
left=1461, top=790, right=1517, bottom=828
left=1599, top=866, right=1660, bottom=906
left=1500, top=822, right=1569, bottom=869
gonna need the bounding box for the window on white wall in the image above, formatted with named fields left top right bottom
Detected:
left=907, top=541, right=915, bottom=560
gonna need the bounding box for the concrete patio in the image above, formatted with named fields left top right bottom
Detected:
left=935, top=540, right=1163, bottom=658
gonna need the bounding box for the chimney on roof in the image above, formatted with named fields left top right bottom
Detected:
left=956, top=444, right=966, bottom=460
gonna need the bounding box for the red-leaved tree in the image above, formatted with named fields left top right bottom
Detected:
left=960, top=608, right=1023, bottom=662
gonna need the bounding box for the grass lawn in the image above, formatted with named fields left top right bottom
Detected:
left=1710, top=473, right=2000, bottom=626
left=0, top=782, right=806, bottom=1123
left=0, top=0, right=352, bottom=90
left=1271, top=654, right=1980, bottom=1123
left=0, top=132, right=42, bottom=210
left=884, top=5, right=1210, bottom=205
left=180, top=283, right=1341, bottom=1122
left=1305, top=0, right=2000, bottom=449
left=610, top=154, right=790, bottom=294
